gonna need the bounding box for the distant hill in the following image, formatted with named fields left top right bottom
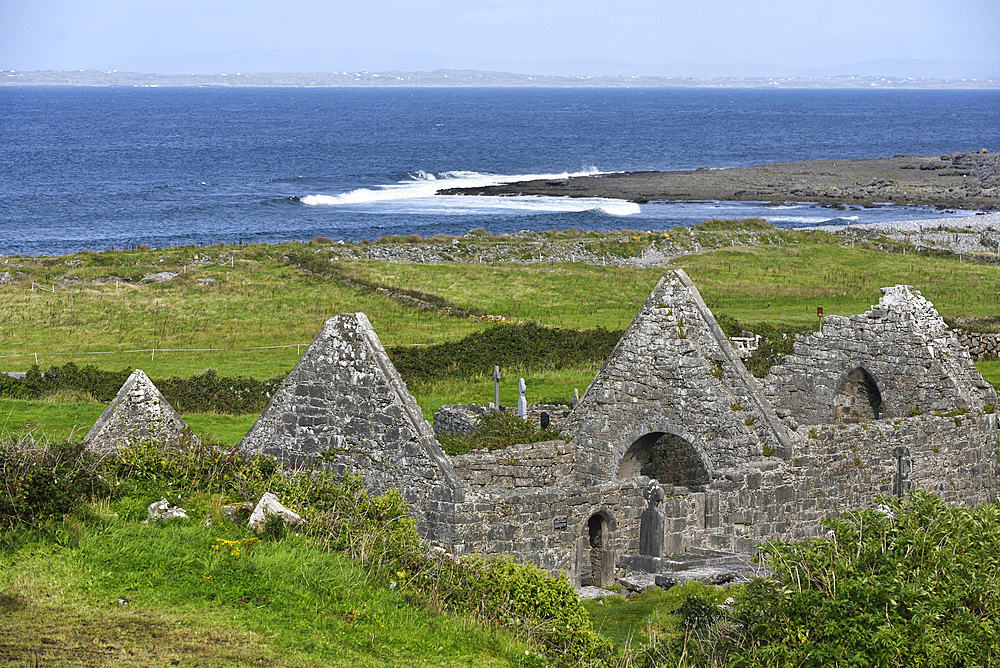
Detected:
left=3, top=67, right=998, bottom=89
left=89, top=49, right=1000, bottom=81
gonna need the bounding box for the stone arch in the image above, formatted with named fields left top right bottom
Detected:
left=616, top=431, right=711, bottom=488
left=576, top=510, right=616, bottom=588
left=835, top=366, right=883, bottom=423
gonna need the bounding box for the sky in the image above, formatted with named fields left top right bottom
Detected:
left=2, top=0, right=998, bottom=77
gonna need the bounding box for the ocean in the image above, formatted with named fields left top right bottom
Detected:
left=1, top=86, right=998, bottom=256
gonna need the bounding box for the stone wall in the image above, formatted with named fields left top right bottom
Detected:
left=451, top=440, right=576, bottom=491
left=957, top=331, right=1000, bottom=361
left=561, top=269, right=791, bottom=487
left=655, top=412, right=998, bottom=556
left=432, top=404, right=491, bottom=437
left=432, top=403, right=571, bottom=437
left=453, top=479, right=647, bottom=585
left=765, top=286, right=996, bottom=425
left=239, top=313, right=464, bottom=542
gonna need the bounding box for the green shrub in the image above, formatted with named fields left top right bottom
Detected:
left=436, top=409, right=562, bottom=455
left=724, top=491, right=1000, bottom=667
left=0, top=438, right=108, bottom=529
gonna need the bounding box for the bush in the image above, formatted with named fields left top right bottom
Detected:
left=436, top=409, right=562, bottom=455
left=0, top=438, right=108, bottom=529
left=724, top=491, right=1000, bottom=667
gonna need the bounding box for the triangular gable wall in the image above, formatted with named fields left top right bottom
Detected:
left=239, top=313, right=463, bottom=541
left=84, top=369, right=195, bottom=455
left=560, top=269, right=790, bottom=486
left=765, top=285, right=997, bottom=423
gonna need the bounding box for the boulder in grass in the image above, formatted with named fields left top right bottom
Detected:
left=247, top=492, right=305, bottom=531
left=147, top=498, right=188, bottom=521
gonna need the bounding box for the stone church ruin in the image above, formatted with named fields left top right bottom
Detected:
left=235, top=270, right=998, bottom=585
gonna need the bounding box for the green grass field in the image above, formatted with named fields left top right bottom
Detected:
left=2, top=227, right=999, bottom=443
left=0, top=502, right=536, bottom=667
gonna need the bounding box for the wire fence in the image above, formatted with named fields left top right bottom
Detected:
left=0, top=343, right=312, bottom=365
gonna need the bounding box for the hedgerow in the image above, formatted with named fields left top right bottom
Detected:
left=388, top=322, right=622, bottom=383
left=0, top=437, right=108, bottom=529
left=0, top=363, right=282, bottom=414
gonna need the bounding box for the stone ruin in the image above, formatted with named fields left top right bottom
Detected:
left=236, top=270, right=999, bottom=586
left=85, top=369, right=197, bottom=455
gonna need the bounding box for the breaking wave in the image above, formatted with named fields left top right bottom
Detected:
left=296, top=168, right=634, bottom=216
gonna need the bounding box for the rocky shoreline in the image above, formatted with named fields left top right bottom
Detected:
left=438, top=151, right=1000, bottom=210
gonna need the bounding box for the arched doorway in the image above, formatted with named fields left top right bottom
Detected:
left=578, top=512, right=615, bottom=587
left=617, top=432, right=709, bottom=488
left=835, top=367, right=883, bottom=423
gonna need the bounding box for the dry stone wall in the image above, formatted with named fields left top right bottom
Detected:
left=957, top=331, right=1000, bottom=361
left=765, top=286, right=996, bottom=425
left=238, top=313, right=464, bottom=541
left=433, top=403, right=571, bottom=437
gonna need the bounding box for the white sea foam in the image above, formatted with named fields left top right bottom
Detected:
left=299, top=168, right=634, bottom=216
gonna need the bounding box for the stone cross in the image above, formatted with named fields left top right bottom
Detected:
left=517, top=377, right=527, bottom=419
left=639, top=481, right=666, bottom=558
left=493, top=365, right=501, bottom=409
left=571, top=388, right=580, bottom=409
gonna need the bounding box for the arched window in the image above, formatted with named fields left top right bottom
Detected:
left=617, top=432, right=709, bottom=487
left=835, top=367, right=883, bottom=423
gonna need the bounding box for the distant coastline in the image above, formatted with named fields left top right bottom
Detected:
left=2, top=68, right=999, bottom=89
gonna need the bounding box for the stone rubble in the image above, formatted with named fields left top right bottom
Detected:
left=247, top=492, right=305, bottom=531
left=147, top=498, right=188, bottom=521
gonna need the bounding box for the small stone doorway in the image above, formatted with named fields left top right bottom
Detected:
left=577, top=512, right=615, bottom=587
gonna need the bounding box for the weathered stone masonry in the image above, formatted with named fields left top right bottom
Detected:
left=234, top=272, right=998, bottom=585
left=239, top=313, right=464, bottom=542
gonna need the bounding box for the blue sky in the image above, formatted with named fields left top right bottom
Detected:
left=2, top=0, right=998, bottom=76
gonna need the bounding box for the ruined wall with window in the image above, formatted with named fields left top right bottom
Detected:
left=649, top=411, right=997, bottom=555
left=764, top=285, right=996, bottom=425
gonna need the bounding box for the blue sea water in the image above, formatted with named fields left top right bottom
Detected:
left=1, top=86, right=998, bottom=256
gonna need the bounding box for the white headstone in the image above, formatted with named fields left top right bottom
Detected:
left=517, top=377, right=527, bottom=419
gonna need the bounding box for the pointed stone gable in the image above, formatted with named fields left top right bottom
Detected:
left=560, top=269, right=790, bottom=486
left=239, top=313, right=463, bottom=542
left=84, top=369, right=195, bottom=455
left=764, top=285, right=997, bottom=424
